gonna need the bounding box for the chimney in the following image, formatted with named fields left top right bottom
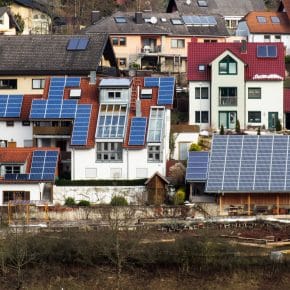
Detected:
left=240, top=39, right=247, bottom=53
left=135, top=12, right=143, bottom=24
left=91, top=11, right=101, bottom=24
left=89, top=71, right=96, bottom=84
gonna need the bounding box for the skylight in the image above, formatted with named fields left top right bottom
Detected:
left=171, top=18, right=184, bottom=25
left=257, top=45, right=277, bottom=58
left=257, top=16, right=266, bottom=23
left=182, top=15, right=217, bottom=26
left=271, top=16, right=280, bottom=24
left=67, top=37, right=89, bottom=50
left=197, top=0, right=208, bottom=7
left=114, top=16, right=127, bottom=23
left=147, top=107, right=165, bottom=143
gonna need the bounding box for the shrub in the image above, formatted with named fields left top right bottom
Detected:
left=64, top=197, right=76, bottom=206
left=276, top=119, right=282, bottom=131
left=174, top=187, right=186, bottom=205
left=220, top=125, right=225, bottom=135
left=235, top=119, right=241, bottom=134
left=78, top=200, right=91, bottom=206
left=110, top=195, right=128, bottom=206
left=189, top=143, right=201, bottom=151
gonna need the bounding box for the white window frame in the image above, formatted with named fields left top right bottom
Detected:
left=32, top=79, right=45, bottom=89
left=148, top=145, right=161, bottom=162
left=147, top=107, right=165, bottom=143
left=96, top=142, right=123, bottom=162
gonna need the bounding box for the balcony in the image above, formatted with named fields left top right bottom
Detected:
left=219, top=96, right=237, bottom=106
left=141, top=45, right=161, bottom=54
left=33, top=126, right=72, bottom=136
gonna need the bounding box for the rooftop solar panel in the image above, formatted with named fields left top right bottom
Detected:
left=0, top=95, right=23, bottom=118
left=128, top=117, right=147, bottom=146
left=186, top=151, right=209, bottom=181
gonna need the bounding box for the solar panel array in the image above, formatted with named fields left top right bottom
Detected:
left=0, top=95, right=23, bottom=117
left=206, top=135, right=290, bottom=193
left=182, top=15, right=217, bottom=26
left=67, top=37, right=89, bottom=50
left=257, top=45, right=277, bottom=58
left=4, top=150, right=58, bottom=181
left=186, top=151, right=209, bottom=181
left=128, top=117, right=147, bottom=146
left=71, top=104, right=92, bottom=145
left=144, top=77, right=175, bottom=105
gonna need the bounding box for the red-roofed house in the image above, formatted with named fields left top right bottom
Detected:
left=187, top=39, right=285, bottom=130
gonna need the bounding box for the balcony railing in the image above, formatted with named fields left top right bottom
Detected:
left=219, top=96, right=237, bottom=106
left=33, top=126, right=72, bottom=136
left=141, top=45, right=161, bottom=54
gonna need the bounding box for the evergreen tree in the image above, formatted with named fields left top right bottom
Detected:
left=257, top=127, right=261, bottom=135
left=220, top=125, right=224, bottom=135
left=276, top=119, right=282, bottom=132
left=235, top=119, right=241, bottom=134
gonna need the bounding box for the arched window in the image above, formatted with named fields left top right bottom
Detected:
left=219, top=55, right=237, bottom=75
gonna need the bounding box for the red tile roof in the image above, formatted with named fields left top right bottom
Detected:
left=284, top=88, right=290, bottom=112
left=243, top=11, right=290, bottom=34
left=187, top=40, right=285, bottom=81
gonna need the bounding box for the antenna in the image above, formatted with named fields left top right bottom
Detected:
left=150, top=16, right=158, bottom=24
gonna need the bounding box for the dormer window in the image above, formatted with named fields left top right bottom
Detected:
left=219, top=55, right=237, bottom=75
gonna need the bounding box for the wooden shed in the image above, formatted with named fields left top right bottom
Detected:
left=145, top=172, right=170, bottom=205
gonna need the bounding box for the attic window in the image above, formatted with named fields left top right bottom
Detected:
left=114, top=16, right=127, bottom=23
left=257, top=45, right=277, bottom=58
left=171, top=18, right=183, bottom=25
left=198, top=64, right=206, bottom=71
left=197, top=0, right=208, bottom=7
left=257, top=16, right=266, bottom=23
left=67, top=37, right=89, bottom=50
left=271, top=16, right=280, bottom=24
left=160, top=18, right=167, bottom=22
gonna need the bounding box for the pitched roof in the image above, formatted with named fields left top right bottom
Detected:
left=85, top=11, right=229, bottom=37
left=167, top=0, right=265, bottom=16
left=0, top=34, right=112, bottom=75
left=187, top=40, right=285, bottom=81
left=12, top=0, right=51, bottom=16
left=145, top=171, right=170, bottom=185
left=0, top=7, right=8, bottom=17
left=0, top=147, right=32, bottom=164
left=242, top=11, right=290, bottom=34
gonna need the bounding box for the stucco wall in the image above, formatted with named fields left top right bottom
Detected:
left=53, top=185, right=147, bottom=205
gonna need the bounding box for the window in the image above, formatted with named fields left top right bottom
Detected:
left=141, top=89, right=152, bottom=99
left=96, top=142, right=122, bottom=162
left=111, top=37, right=126, bottom=46
left=5, top=165, right=21, bottom=174
left=219, top=111, right=237, bottom=129
left=117, top=58, right=127, bottom=67
left=32, top=79, right=45, bottom=89
left=264, top=35, right=270, bottom=42
left=114, top=16, right=127, bottom=23
left=171, top=18, right=183, bottom=25
left=219, top=87, right=237, bottom=106
left=171, top=39, right=185, bottom=48
left=195, top=111, right=209, bottom=123
left=248, top=88, right=261, bottom=99
left=147, top=107, right=165, bottom=142
left=197, top=0, right=208, bottom=7
left=198, top=64, right=206, bottom=71
left=219, top=55, right=237, bottom=75
left=271, top=16, right=280, bottom=24
left=275, top=35, right=281, bottom=41
left=248, top=111, right=261, bottom=123
left=195, top=87, right=208, bottom=99
left=22, top=121, right=31, bottom=126
left=3, top=191, right=30, bottom=203
left=96, top=104, right=127, bottom=138
left=148, top=145, right=161, bottom=162
left=257, top=16, right=266, bottom=23
left=6, top=121, right=14, bottom=127
left=0, top=79, right=17, bottom=89
left=204, top=39, right=217, bottom=43
left=108, top=91, right=121, bottom=99
left=179, top=142, right=190, bottom=160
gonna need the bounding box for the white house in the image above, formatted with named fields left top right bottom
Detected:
left=0, top=7, right=18, bottom=35
left=187, top=39, right=285, bottom=131
left=236, top=11, right=290, bottom=55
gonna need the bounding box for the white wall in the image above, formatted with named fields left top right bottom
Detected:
left=172, top=132, right=199, bottom=160
left=0, top=121, right=33, bottom=147
left=0, top=183, right=43, bottom=206
left=53, top=185, right=147, bottom=205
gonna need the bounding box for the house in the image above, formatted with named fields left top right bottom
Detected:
left=187, top=39, right=285, bottom=131
left=186, top=135, right=290, bottom=215
left=9, top=0, right=53, bottom=34
left=0, top=147, right=59, bottom=205
left=85, top=11, right=229, bottom=85
left=166, top=0, right=266, bottom=34
left=0, top=34, right=118, bottom=94
left=0, top=7, right=19, bottom=35
left=236, top=11, right=290, bottom=55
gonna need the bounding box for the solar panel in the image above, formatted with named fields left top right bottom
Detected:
left=158, top=77, right=175, bottom=105
left=71, top=104, right=92, bottom=146
left=115, top=16, right=127, bottom=23
left=206, top=135, right=290, bottom=193
left=0, top=95, right=23, bottom=118
left=186, top=151, right=209, bottom=181
left=144, top=77, right=159, bottom=87
left=65, top=77, right=81, bottom=87
left=128, top=117, right=147, bottom=146
left=77, top=38, right=89, bottom=50
left=67, top=37, right=89, bottom=50
left=257, top=45, right=277, bottom=58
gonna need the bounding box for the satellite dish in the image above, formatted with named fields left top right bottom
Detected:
left=150, top=16, right=158, bottom=24
left=186, top=0, right=191, bottom=5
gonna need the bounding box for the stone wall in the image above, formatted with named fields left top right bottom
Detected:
left=53, top=185, right=147, bottom=205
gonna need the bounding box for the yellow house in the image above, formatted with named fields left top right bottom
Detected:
left=9, top=0, right=52, bottom=34
left=85, top=11, right=229, bottom=85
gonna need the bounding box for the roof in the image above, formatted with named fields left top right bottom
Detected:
left=167, top=0, right=265, bottom=17
left=0, top=34, right=112, bottom=75
left=100, top=78, right=132, bottom=87
left=187, top=40, right=285, bottom=81
left=0, top=147, right=32, bottom=164
left=279, top=0, right=290, bottom=20
left=12, top=0, right=52, bottom=16
left=0, top=7, right=8, bottom=17
left=241, top=11, right=290, bottom=34
left=85, top=11, right=229, bottom=37
left=145, top=171, right=170, bottom=185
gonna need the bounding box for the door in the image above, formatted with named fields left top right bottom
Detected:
left=219, top=111, right=237, bottom=129
left=268, top=112, right=278, bottom=130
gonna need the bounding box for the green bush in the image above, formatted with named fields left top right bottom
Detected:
left=64, top=197, right=76, bottom=206
left=174, top=187, right=186, bottom=205
left=276, top=119, right=282, bottom=131
left=78, top=200, right=91, bottom=206
left=285, top=55, right=290, bottom=63
left=110, top=195, right=128, bottom=206
left=189, top=143, right=201, bottom=151
left=220, top=125, right=225, bottom=135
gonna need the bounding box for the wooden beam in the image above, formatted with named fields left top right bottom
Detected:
left=276, top=194, right=280, bottom=215
left=248, top=193, right=251, bottom=216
